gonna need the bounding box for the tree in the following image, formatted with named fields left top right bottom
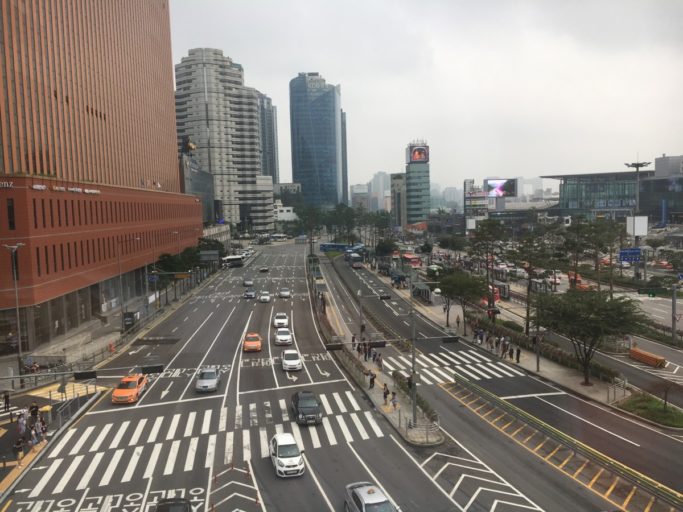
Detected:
left=536, top=290, right=647, bottom=385
left=562, top=217, right=590, bottom=289
left=469, top=219, right=507, bottom=321
left=375, top=239, right=397, bottom=257
left=439, top=270, right=487, bottom=333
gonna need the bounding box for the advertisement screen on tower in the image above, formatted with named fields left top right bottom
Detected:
left=407, top=145, right=429, bottom=163
left=484, top=178, right=518, bottom=198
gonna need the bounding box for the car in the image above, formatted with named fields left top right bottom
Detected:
left=274, top=327, right=293, bottom=345
left=273, top=312, right=289, bottom=328
left=195, top=367, right=220, bottom=392
left=243, top=288, right=257, bottom=299
left=291, top=390, right=323, bottom=425
left=259, top=266, right=269, bottom=273
left=278, top=287, right=291, bottom=298
left=377, top=289, right=391, bottom=300
left=243, top=332, right=263, bottom=352
left=155, top=498, right=192, bottom=512
left=344, top=481, right=397, bottom=512
left=281, top=349, right=302, bottom=371
left=269, top=432, right=305, bottom=478
left=259, top=291, right=271, bottom=303
left=242, top=278, right=254, bottom=287
left=618, top=261, right=631, bottom=269
left=112, top=373, right=148, bottom=404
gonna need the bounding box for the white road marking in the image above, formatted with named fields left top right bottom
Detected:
left=235, top=404, right=242, bottom=428
left=309, top=424, right=322, bottom=448
left=345, top=391, right=361, bottom=411
left=166, top=413, right=181, bottom=440
left=69, top=426, right=95, bottom=455
left=364, top=411, right=384, bottom=437
left=129, top=419, right=148, bottom=446
left=224, top=431, right=234, bottom=465
left=108, top=421, right=130, bottom=449
left=184, top=411, right=196, bottom=437
left=100, top=448, right=124, bottom=486
left=219, top=407, right=227, bottom=432
left=260, top=427, right=269, bottom=458
left=122, top=446, right=143, bottom=482
left=333, top=392, right=347, bottom=413
left=76, top=452, right=103, bottom=490
left=336, top=415, right=354, bottom=443
left=144, top=443, right=162, bottom=479
left=147, top=417, right=163, bottom=443
left=29, top=458, right=63, bottom=498
left=185, top=437, right=198, bottom=471
left=250, top=403, right=258, bottom=426
left=319, top=394, right=334, bottom=415
left=350, top=413, right=369, bottom=440
left=48, top=429, right=76, bottom=458
left=164, top=440, right=181, bottom=475
left=347, top=442, right=402, bottom=511
left=54, top=454, right=83, bottom=493
left=201, top=409, right=212, bottom=435
left=242, top=429, right=251, bottom=461
left=279, top=399, right=290, bottom=422
left=205, top=434, right=216, bottom=468
left=290, top=421, right=305, bottom=448
left=301, top=454, right=335, bottom=512
left=431, top=367, right=454, bottom=382
left=322, top=417, right=337, bottom=446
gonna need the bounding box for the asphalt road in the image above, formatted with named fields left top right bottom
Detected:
left=328, top=257, right=683, bottom=496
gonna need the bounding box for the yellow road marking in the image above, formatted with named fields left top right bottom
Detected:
left=558, top=452, right=573, bottom=469
left=572, top=460, right=589, bottom=478
left=501, top=419, right=514, bottom=429
left=588, top=468, right=604, bottom=488
left=533, top=439, right=547, bottom=453
left=491, top=413, right=506, bottom=424
left=544, top=445, right=560, bottom=461
left=622, top=486, right=637, bottom=509
left=510, top=425, right=526, bottom=436
left=1, top=499, right=13, bottom=511
left=605, top=477, right=619, bottom=498
left=522, top=431, right=536, bottom=443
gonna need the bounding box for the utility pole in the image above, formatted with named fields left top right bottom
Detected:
left=673, top=284, right=680, bottom=347
left=3, top=243, right=25, bottom=381
left=625, top=161, right=651, bottom=280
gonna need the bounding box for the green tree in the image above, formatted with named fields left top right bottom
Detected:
left=469, top=219, right=507, bottom=321
left=536, top=290, right=647, bottom=384
left=375, top=239, right=397, bottom=257
left=562, top=217, right=590, bottom=289
left=439, top=270, right=487, bottom=333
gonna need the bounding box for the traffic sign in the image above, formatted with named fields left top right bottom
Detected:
left=619, top=248, right=641, bottom=263
left=148, top=274, right=159, bottom=282
left=678, top=273, right=683, bottom=281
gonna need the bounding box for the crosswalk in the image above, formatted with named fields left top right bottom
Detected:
left=30, top=391, right=382, bottom=497
left=382, top=349, right=525, bottom=385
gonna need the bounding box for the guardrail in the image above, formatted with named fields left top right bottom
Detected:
left=452, top=370, right=683, bottom=510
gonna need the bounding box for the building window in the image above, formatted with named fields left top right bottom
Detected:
left=57, top=200, right=62, bottom=226
left=7, top=198, right=15, bottom=230
left=33, top=199, right=37, bottom=229
left=41, top=199, right=46, bottom=228
left=44, top=246, right=49, bottom=275
left=52, top=245, right=57, bottom=273
left=67, top=242, right=72, bottom=269
left=49, top=199, right=54, bottom=228
left=60, top=243, right=64, bottom=271
left=71, top=201, right=75, bottom=226
left=80, top=240, right=84, bottom=266
left=36, top=247, right=41, bottom=277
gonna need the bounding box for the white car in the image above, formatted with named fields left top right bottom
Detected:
left=278, top=288, right=292, bottom=299
left=281, top=349, right=302, bottom=371
left=274, top=328, right=293, bottom=345
left=273, top=312, right=289, bottom=328
left=259, top=291, right=271, bottom=303
left=269, top=433, right=305, bottom=478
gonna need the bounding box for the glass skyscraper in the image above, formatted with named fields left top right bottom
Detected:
left=290, top=72, right=346, bottom=208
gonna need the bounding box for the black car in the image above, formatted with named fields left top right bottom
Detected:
left=259, top=266, right=269, bottom=273
left=377, top=289, right=391, bottom=300
left=155, top=498, right=191, bottom=512
left=291, top=391, right=323, bottom=425
left=243, top=288, right=257, bottom=299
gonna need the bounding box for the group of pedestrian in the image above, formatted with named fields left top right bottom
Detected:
left=11, top=399, right=48, bottom=466
left=381, top=383, right=398, bottom=411
left=478, top=332, right=522, bottom=363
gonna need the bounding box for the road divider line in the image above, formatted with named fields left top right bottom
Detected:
left=301, top=453, right=335, bottom=512
left=77, top=452, right=103, bottom=490
left=29, top=458, right=63, bottom=498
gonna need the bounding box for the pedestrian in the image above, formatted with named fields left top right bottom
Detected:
left=39, top=416, right=47, bottom=441
left=17, top=413, right=26, bottom=438
left=364, top=344, right=369, bottom=362
left=494, top=337, right=500, bottom=355
left=3, top=390, right=9, bottom=412
left=352, top=334, right=356, bottom=351
left=12, top=437, right=24, bottom=466
left=369, top=371, right=376, bottom=389
left=508, top=345, right=514, bottom=360
left=407, top=375, right=413, bottom=390
left=376, top=353, right=383, bottom=370
left=443, top=304, right=447, bottom=313
left=29, top=424, right=38, bottom=448
left=383, top=384, right=390, bottom=405
left=29, top=400, right=39, bottom=427
left=515, top=346, right=521, bottom=363
left=456, top=315, right=461, bottom=331
left=371, top=348, right=377, bottom=363
left=391, top=392, right=398, bottom=411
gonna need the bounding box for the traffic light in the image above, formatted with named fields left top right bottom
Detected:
left=74, top=370, right=97, bottom=380
left=368, top=341, right=386, bottom=348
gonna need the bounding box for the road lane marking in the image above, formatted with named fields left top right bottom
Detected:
left=427, top=353, right=451, bottom=366
left=501, top=392, right=566, bottom=400
left=224, top=432, right=233, bottom=465
left=54, top=454, right=83, bottom=493
left=201, top=409, right=212, bottom=435
left=242, top=429, right=251, bottom=461
left=219, top=406, right=227, bottom=431
left=275, top=423, right=284, bottom=435
left=345, top=391, right=361, bottom=411
left=309, top=424, right=321, bottom=448
left=421, top=368, right=444, bottom=384
left=122, top=446, right=143, bottom=482
left=185, top=437, right=198, bottom=471
left=129, top=418, right=148, bottom=446
left=100, top=448, right=124, bottom=486
left=301, top=454, right=335, bottom=512
left=465, top=350, right=491, bottom=363
left=235, top=404, right=242, bottom=429
left=147, top=416, right=163, bottom=443
left=69, top=425, right=94, bottom=455
left=250, top=403, right=258, bottom=426
left=364, top=411, right=384, bottom=437
left=290, top=421, right=304, bottom=448
left=48, top=429, right=76, bottom=458
left=279, top=399, right=289, bottom=422
left=166, top=413, right=181, bottom=440
left=205, top=434, right=216, bottom=468
left=487, top=363, right=514, bottom=377
left=431, top=367, right=454, bottom=382
left=164, top=440, right=181, bottom=475
left=77, top=452, right=103, bottom=490
left=259, top=428, right=269, bottom=458
left=350, top=413, right=369, bottom=440
left=333, top=392, right=347, bottom=413
left=184, top=411, right=196, bottom=437
left=347, top=442, right=402, bottom=511
left=322, top=417, right=337, bottom=446
left=29, top=458, right=63, bottom=498
left=319, top=394, right=333, bottom=415
left=108, top=421, right=130, bottom=449
left=336, top=415, right=354, bottom=443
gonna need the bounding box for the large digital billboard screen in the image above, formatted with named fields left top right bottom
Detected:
left=484, top=179, right=518, bottom=198
left=407, top=145, right=429, bottom=163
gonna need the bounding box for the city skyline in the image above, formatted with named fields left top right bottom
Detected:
left=170, top=0, right=682, bottom=191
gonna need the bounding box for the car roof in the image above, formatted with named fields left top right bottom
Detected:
left=273, top=432, right=297, bottom=445
left=277, top=327, right=290, bottom=332
left=121, top=374, right=143, bottom=382
left=296, top=390, right=316, bottom=398
left=348, top=482, right=390, bottom=505
left=282, top=349, right=298, bottom=355
left=275, top=312, right=287, bottom=316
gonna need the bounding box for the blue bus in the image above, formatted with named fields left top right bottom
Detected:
left=319, top=242, right=351, bottom=253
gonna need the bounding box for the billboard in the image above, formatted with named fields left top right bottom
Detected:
left=407, top=145, right=429, bottom=163
left=484, top=178, right=518, bottom=198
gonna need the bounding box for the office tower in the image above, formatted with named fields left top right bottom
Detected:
left=405, top=141, right=431, bottom=224
left=369, top=172, right=391, bottom=212
left=289, top=72, right=345, bottom=209
left=341, top=111, right=349, bottom=205
left=175, top=48, right=274, bottom=233
left=258, top=93, right=280, bottom=184
left=350, top=184, right=370, bottom=210
left=391, top=174, right=407, bottom=231
left=0, top=0, right=202, bottom=350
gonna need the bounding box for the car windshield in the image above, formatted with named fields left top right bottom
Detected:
left=299, top=397, right=318, bottom=408
left=276, top=313, right=286, bottom=318
left=277, top=443, right=300, bottom=458
left=281, top=288, right=289, bottom=293
left=283, top=352, right=298, bottom=360
left=245, top=335, right=259, bottom=342
left=277, top=329, right=290, bottom=336
left=365, top=501, right=394, bottom=512
left=198, top=370, right=216, bottom=380
left=117, top=381, right=137, bottom=389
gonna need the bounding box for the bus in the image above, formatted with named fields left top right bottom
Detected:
left=401, top=253, right=422, bottom=268
left=349, top=253, right=363, bottom=269
left=221, top=255, right=244, bottom=268
left=320, top=242, right=351, bottom=253
left=271, top=233, right=288, bottom=242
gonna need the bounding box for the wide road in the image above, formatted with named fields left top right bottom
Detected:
left=7, top=243, right=459, bottom=512
left=328, top=256, right=683, bottom=496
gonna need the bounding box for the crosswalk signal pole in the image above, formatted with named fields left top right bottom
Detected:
left=409, top=275, right=417, bottom=428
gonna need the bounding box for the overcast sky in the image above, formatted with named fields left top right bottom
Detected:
left=170, top=0, right=683, bottom=192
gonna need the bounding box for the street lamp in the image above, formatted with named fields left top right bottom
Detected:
left=3, top=243, right=25, bottom=378
left=625, top=161, right=651, bottom=280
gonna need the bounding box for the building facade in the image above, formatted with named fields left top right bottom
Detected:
left=175, top=48, right=274, bottom=232
left=341, top=110, right=349, bottom=205
left=0, top=0, right=202, bottom=352
left=369, top=172, right=391, bottom=212
left=180, top=153, right=215, bottom=225
left=258, top=93, right=279, bottom=184
left=405, top=141, right=431, bottom=224
left=350, top=184, right=370, bottom=211
left=289, top=72, right=345, bottom=209
left=390, top=174, right=407, bottom=231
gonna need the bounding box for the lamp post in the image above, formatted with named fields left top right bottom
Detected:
left=3, top=243, right=25, bottom=378
left=625, top=161, right=651, bottom=280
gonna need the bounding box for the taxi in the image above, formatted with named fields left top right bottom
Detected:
left=112, top=373, right=148, bottom=404
left=243, top=332, right=263, bottom=352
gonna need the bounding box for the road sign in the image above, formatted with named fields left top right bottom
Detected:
left=148, top=274, right=159, bottom=282
left=678, top=273, right=683, bottom=281
left=619, top=248, right=641, bottom=263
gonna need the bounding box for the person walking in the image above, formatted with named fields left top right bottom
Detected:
left=351, top=334, right=356, bottom=351
left=391, top=392, right=398, bottom=411
left=383, top=384, right=390, bottom=405
left=376, top=353, right=383, bottom=371
left=515, top=346, right=521, bottom=363
left=407, top=375, right=413, bottom=390
left=508, top=345, right=514, bottom=360
left=456, top=315, right=461, bottom=332
left=29, top=400, right=39, bottom=427
left=12, top=437, right=24, bottom=466
left=368, top=371, right=376, bottom=389
left=3, top=390, right=9, bottom=412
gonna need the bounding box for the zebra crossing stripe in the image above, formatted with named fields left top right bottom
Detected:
left=350, top=413, right=369, bottom=440
left=436, top=352, right=461, bottom=365
left=201, top=410, right=212, bottom=435
left=184, top=411, right=196, bottom=437
left=185, top=437, right=199, bottom=471
left=219, top=407, right=227, bottom=432
left=100, top=448, right=124, bottom=486
left=443, top=366, right=468, bottom=381
left=382, top=359, right=396, bottom=372
left=49, top=429, right=76, bottom=458
left=457, top=351, right=483, bottom=364
left=427, top=353, right=450, bottom=366
left=415, top=356, right=430, bottom=368
left=463, top=365, right=491, bottom=379
left=77, top=452, right=103, bottom=490
left=122, top=446, right=143, bottom=483
left=259, top=428, right=269, bottom=459
left=164, top=440, right=180, bottom=475
left=144, top=443, right=162, bottom=479
left=205, top=434, right=216, bottom=469
left=242, top=429, right=251, bottom=461
left=451, top=365, right=480, bottom=380
left=363, top=411, right=384, bottom=437
left=398, top=356, right=412, bottom=367
left=499, top=362, right=525, bottom=376
left=309, top=423, right=321, bottom=448
left=275, top=423, right=284, bottom=435
left=421, top=368, right=444, bottom=384
left=478, top=363, right=504, bottom=378
left=290, top=421, right=304, bottom=449
left=319, top=394, right=333, bottom=415
left=249, top=403, right=258, bottom=426
left=147, top=417, right=163, bottom=443
left=336, top=415, right=354, bottom=444
left=29, top=458, right=63, bottom=498
left=224, top=432, right=233, bottom=465
left=54, top=454, right=83, bottom=493
left=467, top=350, right=491, bottom=362
left=431, top=367, right=454, bottom=382
left=332, top=392, right=347, bottom=413
left=109, top=421, right=130, bottom=450
left=345, top=391, right=361, bottom=411
left=166, top=414, right=181, bottom=440
left=264, top=401, right=273, bottom=424
left=235, top=404, right=243, bottom=429
left=129, top=419, right=147, bottom=446
left=384, top=357, right=404, bottom=370
left=69, top=425, right=94, bottom=455
left=322, top=417, right=337, bottom=446
left=419, top=373, right=434, bottom=385
left=279, top=399, right=289, bottom=421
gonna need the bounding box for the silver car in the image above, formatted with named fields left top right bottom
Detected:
left=278, top=287, right=292, bottom=298
left=344, top=482, right=397, bottom=512
left=195, top=368, right=220, bottom=392
left=259, top=291, right=271, bottom=303
left=281, top=349, right=302, bottom=371
left=274, top=328, right=293, bottom=345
